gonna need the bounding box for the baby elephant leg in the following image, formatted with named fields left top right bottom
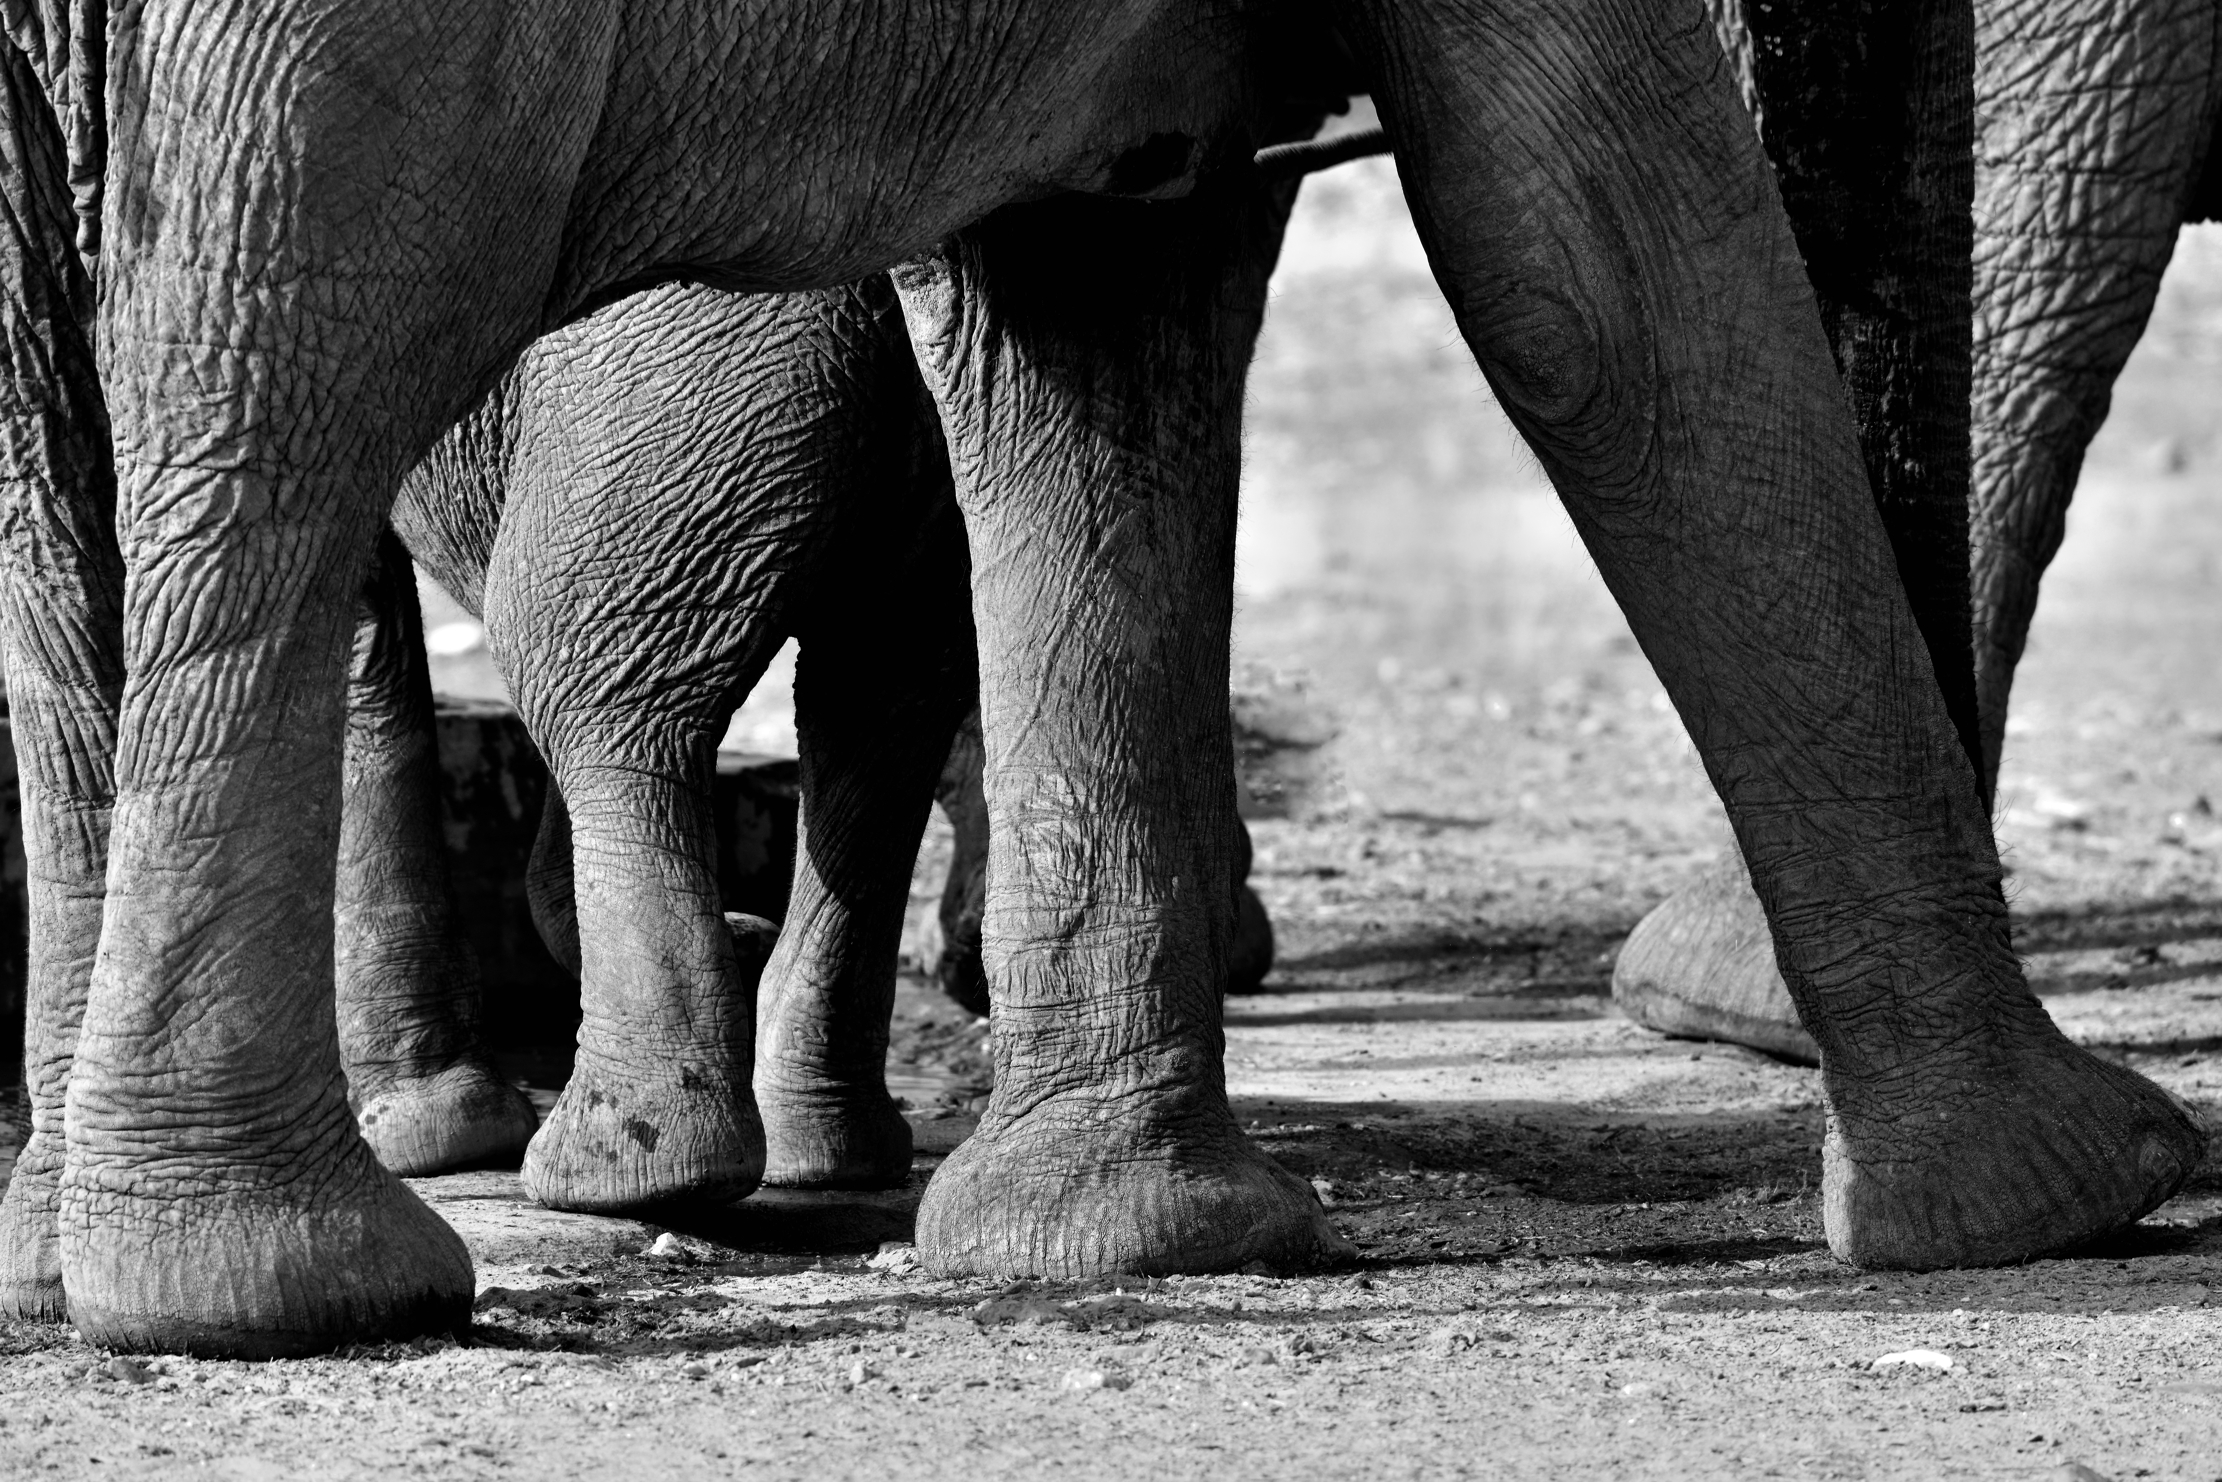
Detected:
left=336, top=532, right=539, bottom=1173
left=757, top=508, right=977, bottom=1188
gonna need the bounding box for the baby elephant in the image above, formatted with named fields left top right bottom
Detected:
left=342, top=270, right=1272, bottom=1207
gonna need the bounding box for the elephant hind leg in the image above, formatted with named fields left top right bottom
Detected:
left=337, top=531, right=537, bottom=1176
left=513, top=744, right=773, bottom=1214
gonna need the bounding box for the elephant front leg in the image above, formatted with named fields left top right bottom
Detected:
left=57, top=511, right=473, bottom=1355
left=1963, top=0, right=2222, bottom=789
left=1616, top=0, right=1977, bottom=1062
left=48, top=0, right=617, bottom=1350
left=0, top=40, right=122, bottom=1322
left=336, top=531, right=536, bottom=1175
left=894, top=185, right=1350, bottom=1278
left=1344, top=0, right=2202, bottom=1266
left=756, top=510, right=975, bottom=1189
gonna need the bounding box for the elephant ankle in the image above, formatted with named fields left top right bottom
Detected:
left=521, top=1053, right=762, bottom=1214
left=1822, top=1032, right=2205, bottom=1268
left=355, top=1060, right=539, bottom=1177
left=915, top=1094, right=1352, bottom=1278
left=758, top=1078, right=913, bottom=1190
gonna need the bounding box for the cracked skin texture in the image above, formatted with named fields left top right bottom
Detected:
left=0, top=0, right=2199, bottom=1357
left=1620, top=0, right=2222, bottom=1209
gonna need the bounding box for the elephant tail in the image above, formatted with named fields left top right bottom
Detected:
left=1254, top=126, right=1389, bottom=181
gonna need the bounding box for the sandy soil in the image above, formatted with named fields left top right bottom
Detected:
left=7, top=155, right=2222, bottom=1480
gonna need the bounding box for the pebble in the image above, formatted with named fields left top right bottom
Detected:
left=847, top=1361, right=872, bottom=1387
left=1870, top=1350, right=1953, bottom=1373
left=1061, top=1367, right=1131, bottom=1393
left=1310, top=1178, right=1338, bottom=1208
left=644, top=1233, right=694, bottom=1262
left=103, top=1357, right=154, bottom=1386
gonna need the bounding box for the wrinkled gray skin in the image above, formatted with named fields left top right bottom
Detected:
left=361, top=267, right=1273, bottom=1196
left=1615, top=0, right=2222, bottom=1065
left=0, top=0, right=2202, bottom=1355
left=393, top=272, right=975, bottom=1202
left=929, top=706, right=1276, bottom=1016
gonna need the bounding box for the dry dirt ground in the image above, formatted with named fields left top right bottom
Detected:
left=8, top=151, right=2222, bottom=1480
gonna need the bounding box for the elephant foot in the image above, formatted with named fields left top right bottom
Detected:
left=1612, top=852, right=1817, bottom=1064
left=758, top=1080, right=914, bottom=1190
left=915, top=1098, right=1353, bottom=1277
left=521, top=1053, right=763, bottom=1213
left=1226, top=883, right=1276, bottom=996
left=355, top=1060, right=539, bottom=1177
left=1824, top=1031, right=2206, bottom=1269
left=0, top=1160, right=65, bottom=1322
left=57, top=1152, right=472, bottom=1358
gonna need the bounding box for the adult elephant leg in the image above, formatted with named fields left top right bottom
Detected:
left=757, top=507, right=975, bottom=1188
left=1345, top=0, right=2201, bottom=1265
left=1613, top=0, right=1978, bottom=1061
left=337, top=530, right=537, bottom=1174
left=0, top=39, right=122, bottom=1321
left=895, top=182, right=1350, bottom=1278
left=58, top=10, right=606, bottom=1354
left=928, top=709, right=1275, bottom=1010
left=1614, top=0, right=2222, bottom=1059
left=1964, top=0, right=2222, bottom=786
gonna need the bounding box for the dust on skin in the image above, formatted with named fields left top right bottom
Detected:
left=5, top=159, right=2222, bottom=1480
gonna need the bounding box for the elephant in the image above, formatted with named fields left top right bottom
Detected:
left=1614, top=0, right=2222, bottom=1063
left=0, top=0, right=2203, bottom=1357
left=390, top=271, right=976, bottom=1205
left=373, top=264, right=1289, bottom=1196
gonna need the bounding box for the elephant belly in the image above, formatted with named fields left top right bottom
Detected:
left=545, top=0, right=1277, bottom=308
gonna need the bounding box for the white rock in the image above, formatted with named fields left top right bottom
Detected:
left=1871, top=1349, right=1954, bottom=1373
left=644, top=1232, right=692, bottom=1262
